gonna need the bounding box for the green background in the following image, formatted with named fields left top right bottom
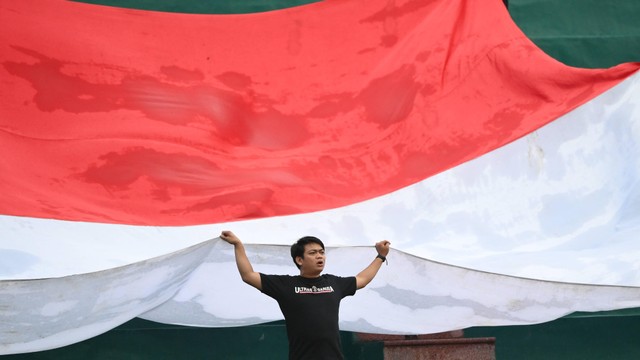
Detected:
left=73, top=0, right=640, bottom=68
left=6, top=312, right=640, bottom=359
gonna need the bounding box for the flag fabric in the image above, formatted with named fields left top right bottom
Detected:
left=1, top=0, right=639, bottom=354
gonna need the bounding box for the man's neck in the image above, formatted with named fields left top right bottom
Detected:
left=299, top=272, right=322, bottom=279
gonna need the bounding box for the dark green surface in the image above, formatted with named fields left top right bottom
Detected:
left=508, top=0, right=640, bottom=68
left=4, top=319, right=289, bottom=359
left=7, top=311, right=640, bottom=359
left=465, top=313, right=640, bottom=360
left=3, top=319, right=382, bottom=360
left=74, top=0, right=640, bottom=68
left=72, top=0, right=319, bottom=14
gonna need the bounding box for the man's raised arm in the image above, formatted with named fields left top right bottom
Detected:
left=220, top=231, right=262, bottom=290
left=355, top=240, right=391, bottom=289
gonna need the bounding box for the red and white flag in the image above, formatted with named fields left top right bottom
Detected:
left=1, top=0, right=639, bottom=354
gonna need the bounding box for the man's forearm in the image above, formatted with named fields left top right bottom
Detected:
left=233, top=242, right=256, bottom=282
left=355, top=256, right=385, bottom=289
left=220, top=230, right=262, bottom=289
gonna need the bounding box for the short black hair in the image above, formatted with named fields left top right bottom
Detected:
left=290, top=236, right=325, bottom=269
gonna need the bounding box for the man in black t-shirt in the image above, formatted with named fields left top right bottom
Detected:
left=220, top=231, right=390, bottom=360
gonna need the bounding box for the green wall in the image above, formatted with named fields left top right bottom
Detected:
left=3, top=319, right=381, bottom=360
left=466, top=312, right=640, bottom=360
left=73, top=0, right=317, bottom=14
left=6, top=312, right=640, bottom=359
left=76, top=0, right=640, bottom=68
left=508, top=0, right=640, bottom=68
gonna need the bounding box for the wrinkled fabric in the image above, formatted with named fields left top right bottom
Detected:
left=4, top=238, right=640, bottom=355
left=3, top=71, right=639, bottom=285
left=1, top=0, right=639, bottom=355
left=145, top=240, right=640, bottom=335
left=0, top=241, right=214, bottom=355
left=1, top=0, right=637, bottom=225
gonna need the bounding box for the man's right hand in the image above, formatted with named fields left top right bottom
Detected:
left=220, top=230, right=262, bottom=290
left=220, top=230, right=241, bottom=245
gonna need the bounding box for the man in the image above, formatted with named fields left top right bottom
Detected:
left=220, top=230, right=390, bottom=360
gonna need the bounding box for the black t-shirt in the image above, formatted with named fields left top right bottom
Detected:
left=260, top=273, right=357, bottom=360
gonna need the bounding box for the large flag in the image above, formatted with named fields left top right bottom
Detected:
left=1, top=0, right=639, bottom=354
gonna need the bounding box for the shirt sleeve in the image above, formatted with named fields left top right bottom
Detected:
left=259, top=273, right=284, bottom=300
left=336, top=275, right=357, bottom=298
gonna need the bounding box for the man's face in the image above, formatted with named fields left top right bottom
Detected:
left=298, top=243, right=325, bottom=275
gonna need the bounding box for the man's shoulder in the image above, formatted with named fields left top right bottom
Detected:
left=322, top=273, right=353, bottom=279
left=322, top=274, right=356, bottom=284
left=260, top=273, right=297, bottom=283
left=260, top=273, right=297, bottom=278
left=259, top=274, right=298, bottom=296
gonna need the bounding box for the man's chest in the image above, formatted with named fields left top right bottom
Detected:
left=277, top=281, right=343, bottom=312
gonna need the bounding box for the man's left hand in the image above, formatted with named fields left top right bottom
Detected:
left=375, top=240, right=391, bottom=257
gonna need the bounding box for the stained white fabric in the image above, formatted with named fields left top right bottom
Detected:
left=1, top=56, right=639, bottom=356
left=0, top=241, right=214, bottom=355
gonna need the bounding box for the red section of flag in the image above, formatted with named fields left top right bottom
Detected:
left=0, top=0, right=638, bottom=225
